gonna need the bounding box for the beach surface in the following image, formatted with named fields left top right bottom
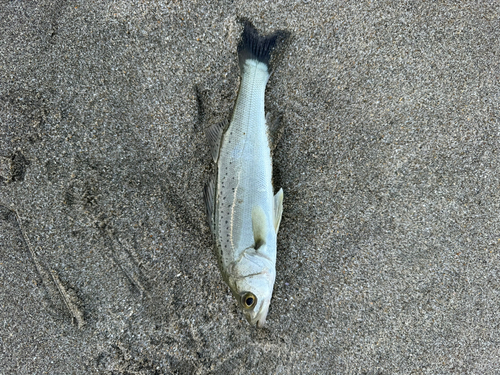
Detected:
left=1, top=1, right=499, bottom=373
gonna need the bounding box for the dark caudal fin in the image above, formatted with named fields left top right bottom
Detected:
left=237, top=19, right=290, bottom=71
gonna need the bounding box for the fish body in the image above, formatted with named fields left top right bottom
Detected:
left=204, top=21, right=288, bottom=327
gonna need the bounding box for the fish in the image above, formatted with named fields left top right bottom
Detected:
left=203, top=20, right=289, bottom=327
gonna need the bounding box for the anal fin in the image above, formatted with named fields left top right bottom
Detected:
left=266, top=112, right=285, bottom=152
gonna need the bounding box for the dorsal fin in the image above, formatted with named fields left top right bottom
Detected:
left=273, top=188, right=284, bottom=233
left=251, top=206, right=267, bottom=250
left=204, top=120, right=227, bottom=162
left=203, top=174, right=216, bottom=234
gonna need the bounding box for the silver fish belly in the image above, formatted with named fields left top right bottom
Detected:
left=204, top=21, right=288, bottom=327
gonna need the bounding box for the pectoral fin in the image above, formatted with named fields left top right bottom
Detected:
left=251, top=206, right=267, bottom=250
left=273, top=188, right=284, bottom=233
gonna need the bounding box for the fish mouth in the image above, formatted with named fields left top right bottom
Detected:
left=256, top=314, right=267, bottom=328
left=250, top=298, right=270, bottom=328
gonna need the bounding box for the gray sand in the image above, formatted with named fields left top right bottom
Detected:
left=1, top=1, right=499, bottom=374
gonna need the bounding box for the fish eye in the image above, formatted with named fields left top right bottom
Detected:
left=240, top=292, right=257, bottom=309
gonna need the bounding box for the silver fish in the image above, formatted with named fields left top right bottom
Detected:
left=204, top=21, right=289, bottom=327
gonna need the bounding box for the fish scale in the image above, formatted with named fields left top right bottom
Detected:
left=217, top=62, right=273, bottom=266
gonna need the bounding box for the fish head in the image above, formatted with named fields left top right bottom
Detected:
left=235, top=272, right=274, bottom=327
left=229, top=249, right=276, bottom=327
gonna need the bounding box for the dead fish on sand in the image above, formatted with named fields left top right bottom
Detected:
left=203, top=20, right=289, bottom=327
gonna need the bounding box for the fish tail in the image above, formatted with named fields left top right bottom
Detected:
left=237, top=19, right=290, bottom=72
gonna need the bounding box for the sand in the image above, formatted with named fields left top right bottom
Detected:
left=1, top=1, right=499, bottom=373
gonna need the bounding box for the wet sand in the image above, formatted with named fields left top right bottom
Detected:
left=1, top=1, right=499, bottom=373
